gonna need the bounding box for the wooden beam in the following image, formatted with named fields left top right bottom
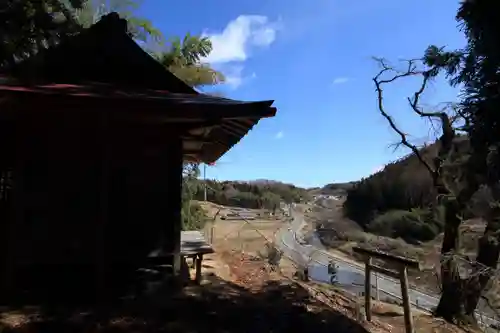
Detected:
left=176, top=121, right=223, bottom=132
left=181, top=135, right=228, bottom=148
left=184, top=154, right=201, bottom=163
left=182, top=138, right=213, bottom=144
left=223, top=119, right=253, bottom=132
left=182, top=143, right=226, bottom=155
left=353, top=247, right=420, bottom=269
left=183, top=149, right=202, bottom=155
left=14, top=93, right=276, bottom=121
left=368, top=264, right=400, bottom=280
left=219, top=123, right=244, bottom=137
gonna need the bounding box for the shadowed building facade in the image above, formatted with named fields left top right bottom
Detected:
left=0, top=13, right=276, bottom=302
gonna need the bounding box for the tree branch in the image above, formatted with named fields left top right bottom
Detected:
left=373, top=58, right=436, bottom=177
left=373, top=57, right=458, bottom=197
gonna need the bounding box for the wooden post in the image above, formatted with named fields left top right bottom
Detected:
left=195, top=254, right=203, bottom=284
left=2, top=120, right=26, bottom=299
left=364, top=256, right=372, bottom=321
left=238, top=228, right=243, bottom=252
left=190, top=255, right=196, bottom=268
left=96, top=110, right=110, bottom=301
left=167, top=137, right=183, bottom=278
left=1, top=184, right=16, bottom=299
left=210, top=223, right=215, bottom=244
left=399, top=266, right=414, bottom=333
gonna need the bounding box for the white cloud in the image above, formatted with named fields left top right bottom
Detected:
left=224, top=66, right=244, bottom=89
left=223, top=65, right=257, bottom=90
left=275, top=131, right=284, bottom=139
left=332, top=77, right=349, bottom=85
left=372, top=165, right=384, bottom=174
left=203, top=15, right=280, bottom=64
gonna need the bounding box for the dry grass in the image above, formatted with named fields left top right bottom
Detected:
left=0, top=201, right=479, bottom=333
left=194, top=201, right=476, bottom=333
left=310, top=283, right=478, bottom=333
left=198, top=201, right=283, bottom=257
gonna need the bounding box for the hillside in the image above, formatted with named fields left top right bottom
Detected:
left=309, top=202, right=491, bottom=296
left=342, top=136, right=473, bottom=243
left=192, top=179, right=311, bottom=210
left=310, top=135, right=500, bottom=313
left=309, top=182, right=356, bottom=196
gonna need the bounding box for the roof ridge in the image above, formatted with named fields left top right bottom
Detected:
left=92, top=12, right=128, bottom=35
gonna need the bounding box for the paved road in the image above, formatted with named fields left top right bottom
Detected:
left=274, top=209, right=499, bottom=329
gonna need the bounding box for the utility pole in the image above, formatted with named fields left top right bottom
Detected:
left=203, top=163, right=207, bottom=201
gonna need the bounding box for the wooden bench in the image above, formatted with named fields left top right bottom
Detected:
left=181, top=231, right=214, bottom=284
left=147, top=231, right=214, bottom=285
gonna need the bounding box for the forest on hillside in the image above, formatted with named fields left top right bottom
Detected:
left=342, top=136, right=477, bottom=243
left=315, top=182, right=355, bottom=195
left=182, top=164, right=310, bottom=230
left=192, top=179, right=310, bottom=209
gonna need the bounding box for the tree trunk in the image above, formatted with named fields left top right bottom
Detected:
left=434, top=200, right=478, bottom=324
left=436, top=183, right=500, bottom=325
left=464, top=185, right=500, bottom=315
left=435, top=259, right=475, bottom=325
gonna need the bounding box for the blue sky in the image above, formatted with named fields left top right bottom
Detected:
left=138, top=0, right=465, bottom=188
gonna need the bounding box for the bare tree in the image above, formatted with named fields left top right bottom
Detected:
left=372, top=57, right=487, bottom=325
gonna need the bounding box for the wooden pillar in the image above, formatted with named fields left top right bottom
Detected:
left=0, top=169, right=12, bottom=298
left=195, top=254, right=203, bottom=284
left=352, top=246, right=418, bottom=333
left=364, top=257, right=372, bottom=321
left=399, top=266, right=414, bottom=333
left=1, top=120, right=25, bottom=299
left=165, top=136, right=183, bottom=277
left=96, top=111, right=110, bottom=301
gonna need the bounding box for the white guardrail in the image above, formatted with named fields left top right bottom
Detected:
left=275, top=212, right=499, bottom=330
left=220, top=205, right=499, bottom=330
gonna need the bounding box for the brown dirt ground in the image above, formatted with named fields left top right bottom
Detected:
left=0, top=202, right=477, bottom=333
left=3, top=245, right=471, bottom=333
left=199, top=201, right=474, bottom=333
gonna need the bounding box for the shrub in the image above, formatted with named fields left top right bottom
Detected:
left=367, top=209, right=441, bottom=243
left=182, top=201, right=207, bottom=230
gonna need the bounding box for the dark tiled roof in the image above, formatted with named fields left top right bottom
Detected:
left=0, top=13, right=278, bottom=163
left=0, top=78, right=276, bottom=164
left=6, top=12, right=196, bottom=94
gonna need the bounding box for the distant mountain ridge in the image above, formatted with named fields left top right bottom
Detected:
left=232, top=179, right=296, bottom=186
left=194, top=178, right=311, bottom=208
left=309, top=182, right=356, bottom=196
left=212, top=179, right=356, bottom=197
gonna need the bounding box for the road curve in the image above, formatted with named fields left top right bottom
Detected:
left=274, top=209, right=498, bottom=329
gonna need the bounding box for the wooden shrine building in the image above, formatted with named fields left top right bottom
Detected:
left=0, top=13, right=276, bottom=302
